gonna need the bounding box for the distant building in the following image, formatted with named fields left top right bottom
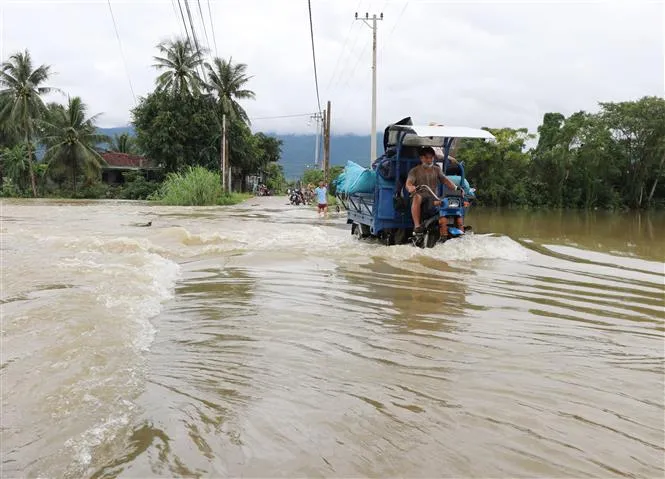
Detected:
left=101, top=152, right=162, bottom=184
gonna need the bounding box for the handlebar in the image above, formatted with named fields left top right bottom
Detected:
left=414, top=184, right=441, bottom=199
left=413, top=184, right=463, bottom=200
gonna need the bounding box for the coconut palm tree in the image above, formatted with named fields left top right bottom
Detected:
left=40, top=97, right=109, bottom=193
left=0, top=50, right=57, bottom=196
left=108, top=132, right=139, bottom=154
left=152, top=37, right=205, bottom=96
left=204, top=57, right=255, bottom=124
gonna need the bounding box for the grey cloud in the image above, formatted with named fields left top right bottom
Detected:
left=3, top=0, right=662, bottom=136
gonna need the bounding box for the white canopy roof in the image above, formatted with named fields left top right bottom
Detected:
left=392, top=124, right=495, bottom=140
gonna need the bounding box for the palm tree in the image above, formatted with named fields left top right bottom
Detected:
left=0, top=50, right=57, bottom=196
left=40, top=97, right=110, bottom=193
left=108, top=132, right=138, bottom=154
left=0, top=143, right=31, bottom=192
left=204, top=57, right=255, bottom=124
left=152, top=37, right=205, bottom=96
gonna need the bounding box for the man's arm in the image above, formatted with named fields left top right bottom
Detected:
left=405, top=169, right=417, bottom=193
left=438, top=168, right=459, bottom=191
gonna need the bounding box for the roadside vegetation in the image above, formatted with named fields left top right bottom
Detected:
left=153, top=166, right=249, bottom=206
left=0, top=39, right=287, bottom=205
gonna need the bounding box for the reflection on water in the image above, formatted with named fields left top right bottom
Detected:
left=471, top=207, right=665, bottom=260
left=1, top=197, right=663, bottom=478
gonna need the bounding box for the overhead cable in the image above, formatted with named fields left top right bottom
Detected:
left=207, top=0, right=219, bottom=56
left=196, top=0, right=212, bottom=53
left=307, top=0, right=322, bottom=113
left=250, top=112, right=318, bottom=121
left=106, top=0, right=136, bottom=104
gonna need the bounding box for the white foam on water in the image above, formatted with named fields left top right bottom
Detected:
left=57, top=240, right=181, bottom=352
left=2, top=231, right=181, bottom=477
left=364, top=233, right=531, bottom=263
left=48, top=236, right=180, bottom=476
left=158, top=226, right=237, bottom=246
left=164, top=221, right=532, bottom=265
left=34, top=233, right=172, bottom=259
left=64, top=411, right=132, bottom=470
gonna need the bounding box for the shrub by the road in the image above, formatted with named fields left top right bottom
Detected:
left=154, top=166, right=222, bottom=205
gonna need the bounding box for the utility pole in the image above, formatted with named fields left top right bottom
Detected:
left=221, top=114, right=226, bottom=192
left=323, top=101, right=331, bottom=183
left=226, top=137, right=231, bottom=192
left=310, top=111, right=323, bottom=168
left=355, top=11, right=383, bottom=166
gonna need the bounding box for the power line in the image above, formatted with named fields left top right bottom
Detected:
left=170, top=0, right=185, bottom=36
left=175, top=0, right=193, bottom=46
left=324, top=20, right=357, bottom=94
left=324, top=0, right=362, bottom=95
left=306, top=0, right=322, bottom=113
left=250, top=112, right=317, bottom=121
left=196, top=0, right=212, bottom=53
left=381, top=0, right=410, bottom=54
left=328, top=4, right=368, bottom=97
left=183, top=0, right=202, bottom=54
left=179, top=0, right=207, bottom=82
left=207, top=0, right=219, bottom=56
left=106, top=0, right=136, bottom=104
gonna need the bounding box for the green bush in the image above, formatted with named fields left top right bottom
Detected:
left=119, top=171, right=161, bottom=200
left=153, top=166, right=223, bottom=205
left=0, top=178, right=21, bottom=197
left=74, top=181, right=111, bottom=199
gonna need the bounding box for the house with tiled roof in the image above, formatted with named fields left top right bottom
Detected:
left=101, top=152, right=162, bottom=184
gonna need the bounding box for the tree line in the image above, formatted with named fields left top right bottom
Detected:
left=0, top=37, right=287, bottom=199
left=457, top=96, right=665, bottom=210
left=297, top=96, right=664, bottom=211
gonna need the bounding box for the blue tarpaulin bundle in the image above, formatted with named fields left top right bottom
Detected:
left=334, top=161, right=376, bottom=194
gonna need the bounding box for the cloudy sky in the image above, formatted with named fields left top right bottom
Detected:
left=2, top=0, right=663, bottom=136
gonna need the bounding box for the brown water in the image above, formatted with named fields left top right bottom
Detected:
left=1, top=197, right=663, bottom=478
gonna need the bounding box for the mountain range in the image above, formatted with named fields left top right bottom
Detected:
left=98, top=127, right=382, bottom=179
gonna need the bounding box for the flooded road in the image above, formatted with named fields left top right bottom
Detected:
left=1, top=197, right=664, bottom=478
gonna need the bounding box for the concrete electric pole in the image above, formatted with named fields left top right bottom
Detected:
left=323, top=100, right=331, bottom=182
left=355, top=11, right=383, bottom=165
left=221, top=113, right=226, bottom=192
left=310, top=111, right=323, bottom=167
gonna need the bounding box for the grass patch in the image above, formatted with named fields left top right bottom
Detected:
left=152, top=166, right=251, bottom=206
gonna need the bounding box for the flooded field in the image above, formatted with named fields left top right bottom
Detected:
left=1, top=197, right=663, bottom=477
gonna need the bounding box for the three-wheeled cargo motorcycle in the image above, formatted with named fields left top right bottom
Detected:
left=335, top=118, right=495, bottom=248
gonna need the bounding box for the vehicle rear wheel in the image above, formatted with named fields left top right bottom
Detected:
left=382, top=230, right=395, bottom=246
left=394, top=228, right=408, bottom=244
left=352, top=222, right=370, bottom=240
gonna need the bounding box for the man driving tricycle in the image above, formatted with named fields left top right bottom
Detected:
left=405, top=146, right=464, bottom=235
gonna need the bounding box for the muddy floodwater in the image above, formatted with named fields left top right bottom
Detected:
left=1, top=197, right=664, bottom=478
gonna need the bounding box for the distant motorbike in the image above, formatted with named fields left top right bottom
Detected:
left=289, top=189, right=305, bottom=205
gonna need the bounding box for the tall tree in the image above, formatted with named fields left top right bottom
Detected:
left=600, top=96, right=665, bottom=208
left=131, top=89, right=219, bottom=172
left=40, top=97, right=109, bottom=193
left=0, top=50, right=57, bottom=196
left=152, top=37, right=205, bottom=96
left=204, top=57, right=255, bottom=123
